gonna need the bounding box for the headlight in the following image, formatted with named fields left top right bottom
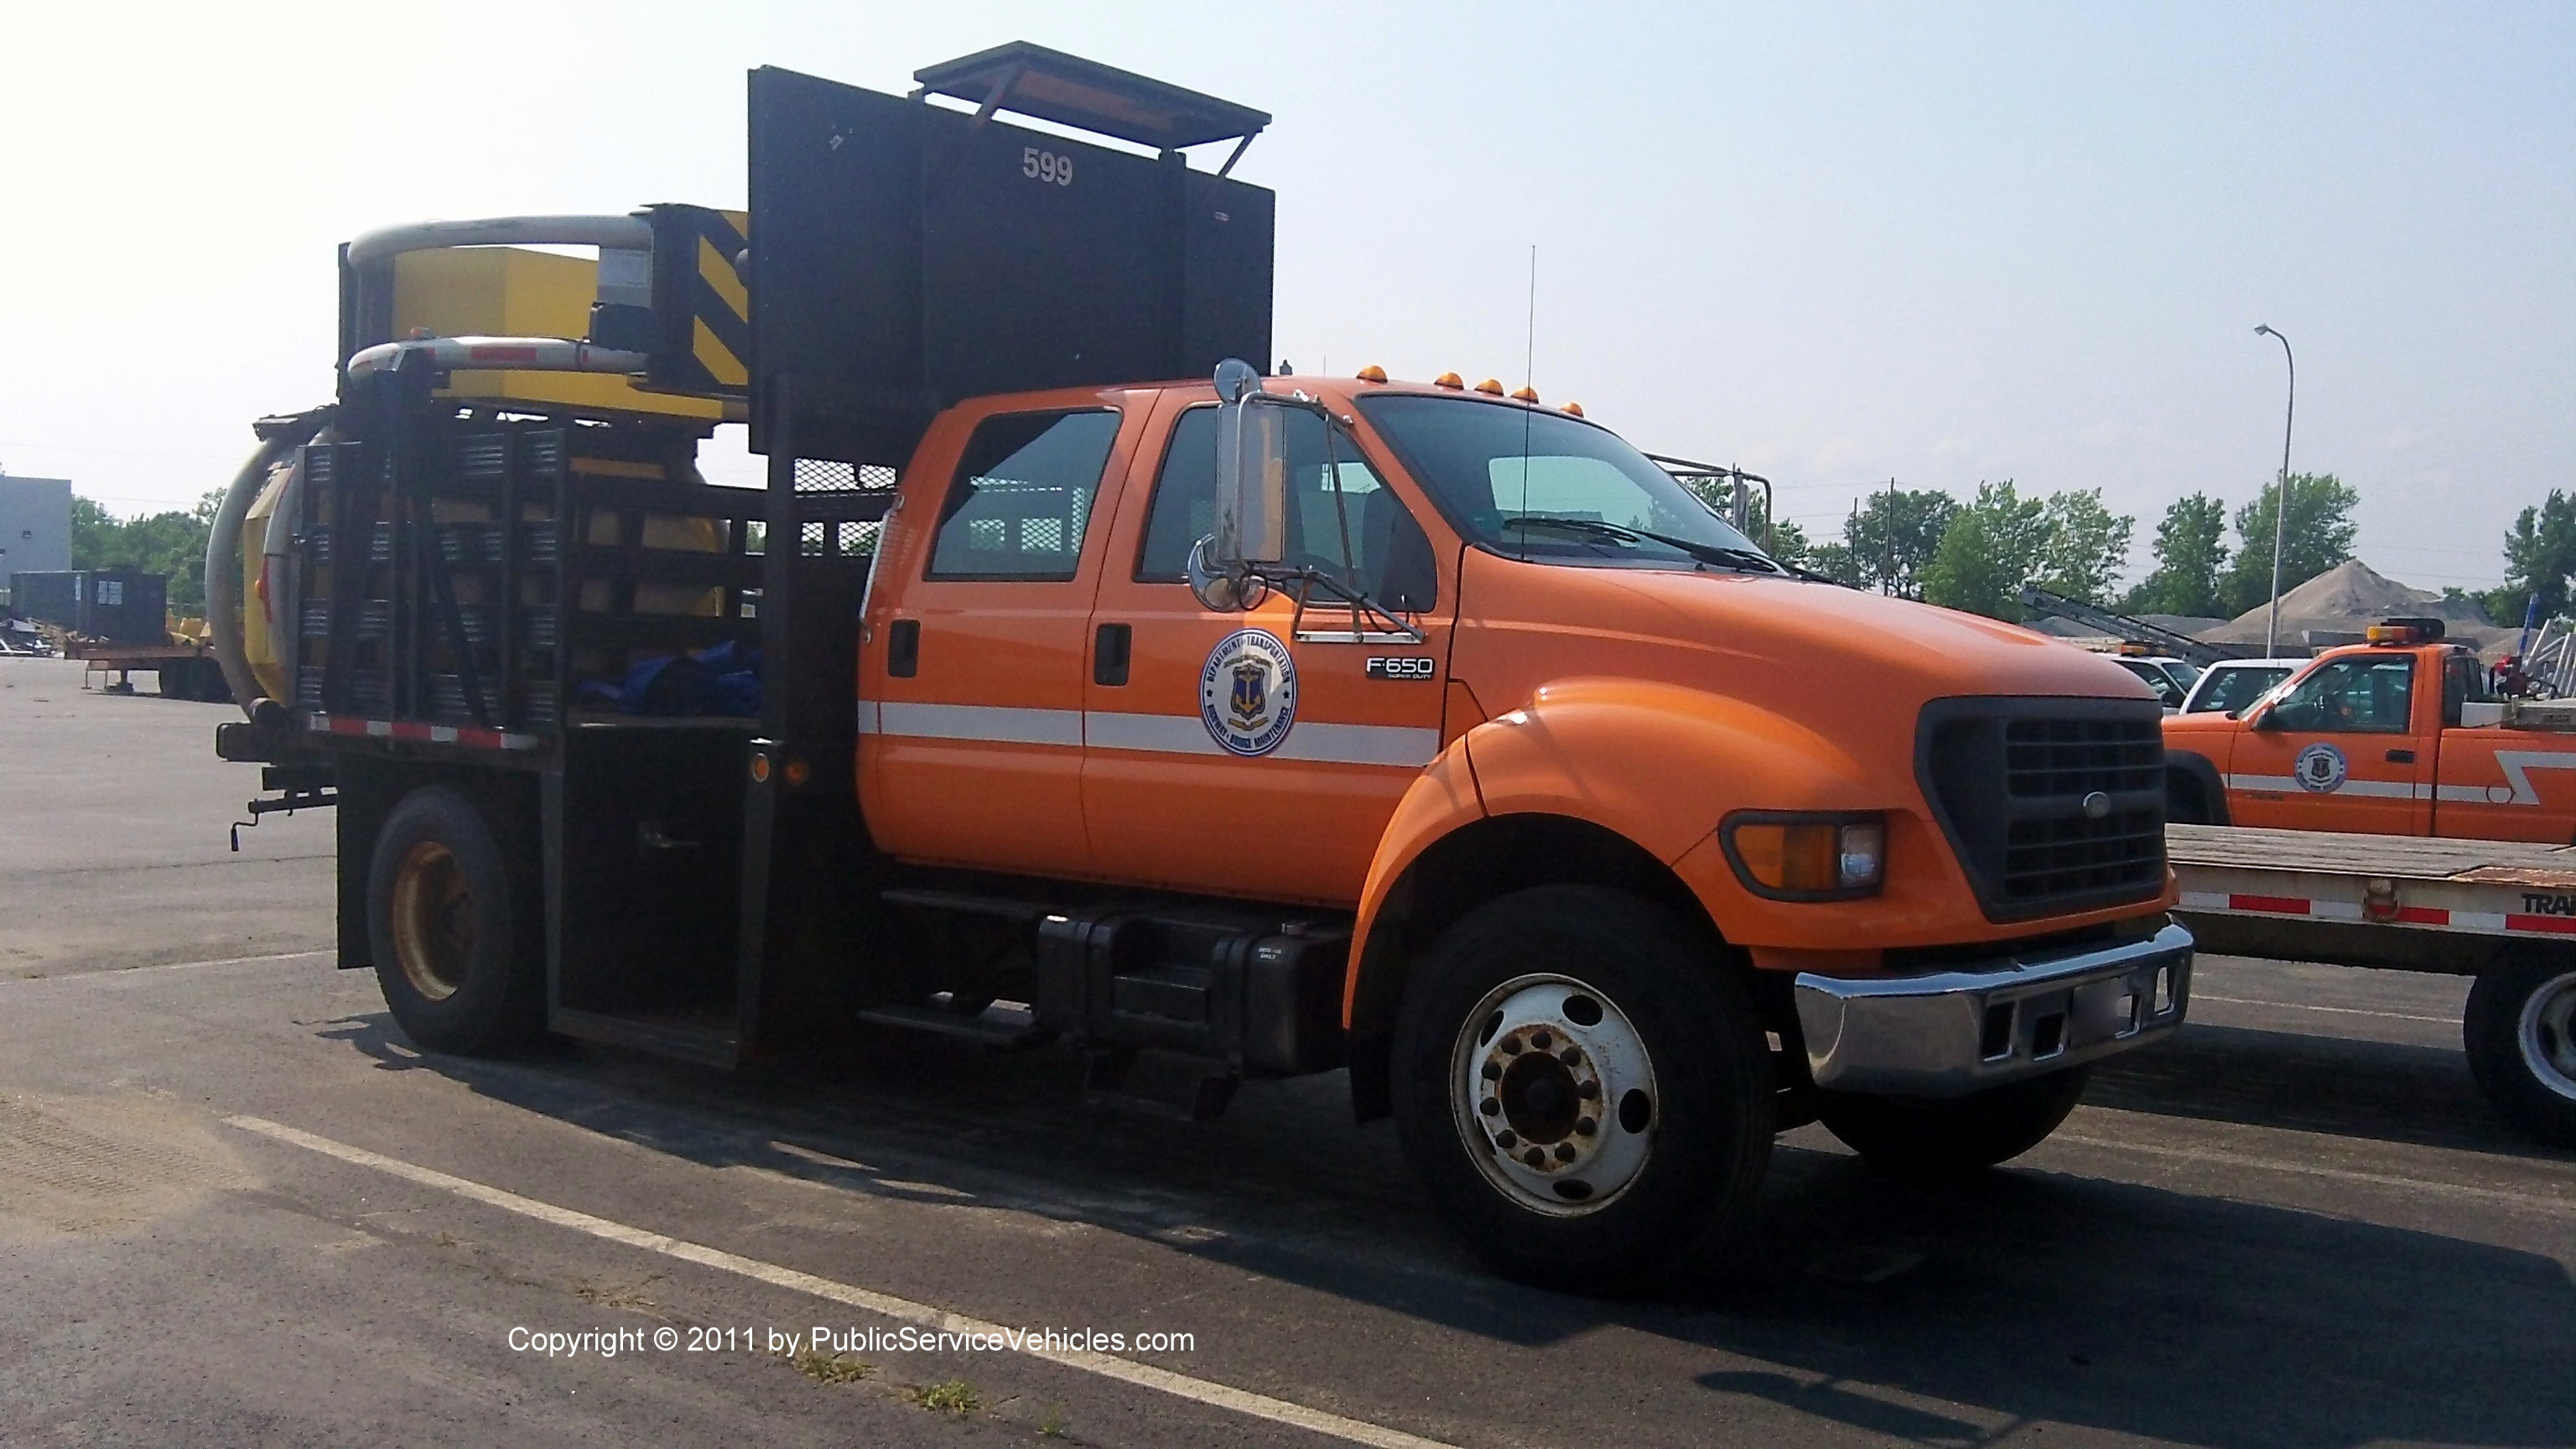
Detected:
left=1721, top=813, right=1888, bottom=900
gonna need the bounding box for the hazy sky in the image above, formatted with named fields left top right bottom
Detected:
left=3, top=2, right=2567, bottom=592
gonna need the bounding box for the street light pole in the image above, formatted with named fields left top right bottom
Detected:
left=2254, top=325, right=2295, bottom=657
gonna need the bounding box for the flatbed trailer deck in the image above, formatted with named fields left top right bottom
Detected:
left=2168, top=823, right=2576, bottom=1145
left=65, top=639, right=231, bottom=701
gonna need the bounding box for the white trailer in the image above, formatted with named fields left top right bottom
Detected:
left=2168, top=823, right=2576, bottom=1145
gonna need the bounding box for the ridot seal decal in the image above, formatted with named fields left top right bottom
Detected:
left=2294, top=741, right=2349, bottom=793
left=1201, top=629, right=1297, bottom=757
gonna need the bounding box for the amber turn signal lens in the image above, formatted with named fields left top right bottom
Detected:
left=1732, top=823, right=1841, bottom=893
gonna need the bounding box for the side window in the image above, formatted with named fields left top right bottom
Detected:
left=2117, top=659, right=2184, bottom=708
left=2445, top=653, right=2496, bottom=725
left=927, top=409, right=1121, bottom=581
left=1136, top=407, right=1439, bottom=610
left=2268, top=657, right=2416, bottom=735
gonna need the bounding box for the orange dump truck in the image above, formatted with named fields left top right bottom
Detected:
left=2163, top=619, right=2576, bottom=843
left=206, top=45, right=2192, bottom=1288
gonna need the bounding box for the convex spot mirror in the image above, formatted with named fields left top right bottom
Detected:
left=1190, top=357, right=1291, bottom=613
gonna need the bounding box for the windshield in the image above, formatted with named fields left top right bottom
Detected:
left=1358, top=394, right=1766, bottom=569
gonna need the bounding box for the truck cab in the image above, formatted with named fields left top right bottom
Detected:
left=2163, top=619, right=2576, bottom=842
left=205, top=44, right=2195, bottom=1291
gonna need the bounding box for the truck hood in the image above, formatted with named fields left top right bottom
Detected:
left=1459, top=555, right=2162, bottom=719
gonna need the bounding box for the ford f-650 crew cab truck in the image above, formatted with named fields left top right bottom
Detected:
left=205, top=44, right=2193, bottom=1289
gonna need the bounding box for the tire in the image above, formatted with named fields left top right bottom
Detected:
left=2464, top=958, right=2576, bottom=1148
left=1817, top=1067, right=2090, bottom=1174
left=366, top=784, right=547, bottom=1057
left=1391, top=885, right=1773, bottom=1293
left=2165, top=769, right=2211, bottom=825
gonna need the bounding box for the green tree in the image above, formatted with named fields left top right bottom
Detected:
left=2035, top=488, right=2135, bottom=602
left=1824, top=486, right=1958, bottom=597
left=2484, top=490, right=2576, bottom=628
left=2120, top=492, right=2231, bottom=617
left=2220, top=472, right=2358, bottom=617
left=1921, top=480, right=2050, bottom=619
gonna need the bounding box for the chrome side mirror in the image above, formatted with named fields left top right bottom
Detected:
left=1194, top=357, right=1290, bottom=612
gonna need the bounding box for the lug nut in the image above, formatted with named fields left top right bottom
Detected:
left=1480, top=1098, right=1499, bottom=1116
left=1501, top=1037, right=1522, bottom=1055
left=1577, top=1080, right=1599, bottom=1099
left=1576, top=1116, right=1597, bottom=1136
left=1524, top=1147, right=1547, bottom=1168
left=1555, top=1143, right=1577, bottom=1162
left=1482, top=1061, right=1502, bottom=1081
left=1532, top=1031, right=1553, bottom=1051
left=1496, top=1130, right=1517, bottom=1149
left=1558, top=1047, right=1581, bottom=1066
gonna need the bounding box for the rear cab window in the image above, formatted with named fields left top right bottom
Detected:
left=927, top=409, right=1123, bottom=581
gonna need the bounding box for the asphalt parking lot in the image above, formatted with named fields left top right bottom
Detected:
left=3, top=654, right=2570, bottom=1448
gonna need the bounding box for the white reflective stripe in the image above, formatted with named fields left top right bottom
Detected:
left=2312, top=900, right=2366, bottom=920
left=2436, top=783, right=2504, bottom=803
left=2490, top=750, right=2576, bottom=806
left=1086, top=711, right=1437, bottom=767
left=2454, top=911, right=2509, bottom=930
left=854, top=700, right=880, bottom=735
left=2178, top=891, right=2231, bottom=911
left=870, top=701, right=1438, bottom=767
left=2227, top=772, right=2423, bottom=801
left=874, top=701, right=1083, bottom=746
left=1270, top=721, right=1441, bottom=768
left=1088, top=711, right=1224, bottom=756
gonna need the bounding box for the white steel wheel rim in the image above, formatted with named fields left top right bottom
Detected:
left=2517, top=970, right=2576, bottom=1104
left=1450, top=973, right=1658, bottom=1218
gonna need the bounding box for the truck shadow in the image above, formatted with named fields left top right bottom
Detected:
left=318, top=1010, right=2576, bottom=1449
left=2086, top=1020, right=2571, bottom=1160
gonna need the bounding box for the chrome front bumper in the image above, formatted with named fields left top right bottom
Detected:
left=1792, top=922, right=2194, bottom=1098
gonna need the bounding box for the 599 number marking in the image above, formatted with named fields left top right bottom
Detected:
left=1023, top=148, right=1074, bottom=186
left=1365, top=657, right=1436, bottom=681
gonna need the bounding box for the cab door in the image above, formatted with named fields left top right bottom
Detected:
left=1079, top=392, right=1455, bottom=906
left=860, top=400, right=1140, bottom=878
left=2227, top=652, right=2432, bottom=834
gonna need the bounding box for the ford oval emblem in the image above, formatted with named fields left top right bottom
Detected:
left=2081, top=790, right=2111, bottom=820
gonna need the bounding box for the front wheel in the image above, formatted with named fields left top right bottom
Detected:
left=2465, top=958, right=2576, bottom=1148
left=1817, top=1067, right=2090, bottom=1174
left=1391, top=886, right=1773, bottom=1293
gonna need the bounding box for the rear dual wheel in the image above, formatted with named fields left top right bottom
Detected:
left=1392, top=886, right=1773, bottom=1293
left=366, top=785, right=547, bottom=1057
left=2466, top=958, right=2576, bottom=1148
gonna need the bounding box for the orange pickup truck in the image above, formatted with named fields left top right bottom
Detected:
left=2163, top=620, right=2576, bottom=843
left=206, top=45, right=2194, bottom=1289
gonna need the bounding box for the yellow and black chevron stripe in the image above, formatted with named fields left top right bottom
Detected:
left=644, top=205, right=751, bottom=397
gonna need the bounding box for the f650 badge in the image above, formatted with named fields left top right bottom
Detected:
left=1364, top=657, right=1436, bottom=681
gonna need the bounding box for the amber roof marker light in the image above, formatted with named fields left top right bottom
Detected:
left=1474, top=377, right=1504, bottom=396
left=1357, top=364, right=1387, bottom=383
left=1433, top=371, right=1465, bottom=389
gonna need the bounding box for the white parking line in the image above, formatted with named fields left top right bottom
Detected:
left=2054, top=1132, right=2575, bottom=1216
left=2190, top=994, right=2457, bottom=1026
left=6, top=949, right=331, bottom=982
left=224, top=1115, right=1457, bottom=1449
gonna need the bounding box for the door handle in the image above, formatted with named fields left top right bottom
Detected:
left=1093, top=623, right=1132, bottom=687
left=887, top=619, right=920, bottom=678
left=2385, top=748, right=2415, bottom=764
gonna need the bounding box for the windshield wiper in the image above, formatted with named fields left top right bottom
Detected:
left=1498, top=516, right=1832, bottom=580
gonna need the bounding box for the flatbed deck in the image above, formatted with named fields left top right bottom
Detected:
left=2166, top=823, right=2576, bottom=1145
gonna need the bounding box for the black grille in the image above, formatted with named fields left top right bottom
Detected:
left=1920, top=699, right=2167, bottom=922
